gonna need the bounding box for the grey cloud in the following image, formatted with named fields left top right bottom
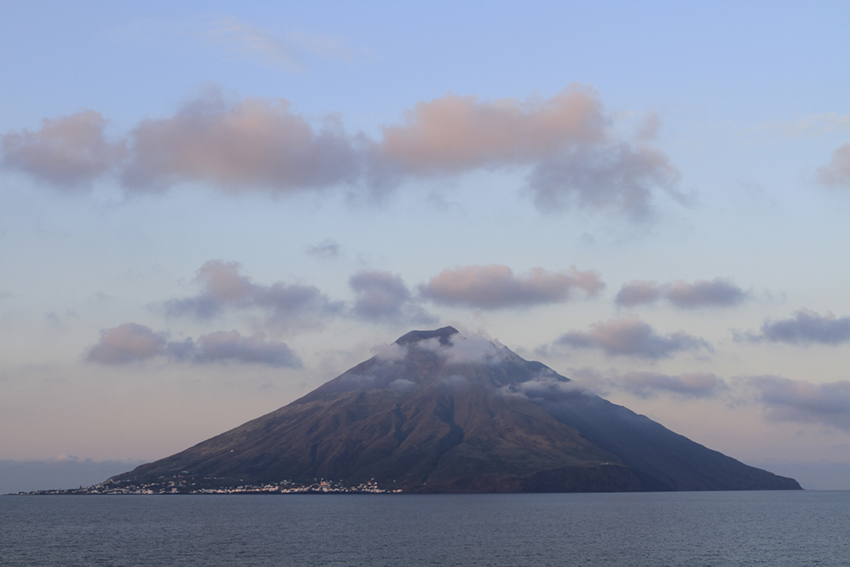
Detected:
left=1, top=110, right=126, bottom=187
left=620, top=371, right=728, bottom=399
left=743, top=310, right=850, bottom=346
left=817, top=143, right=850, bottom=186
left=86, top=323, right=301, bottom=368
left=420, top=264, right=604, bottom=310
left=349, top=270, right=435, bottom=324
left=666, top=279, right=748, bottom=308
left=552, top=317, right=711, bottom=360
left=164, top=260, right=343, bottom=329
left=5, top=86, right=682, bottom=220
left=528, top=143, right=683, bottom=221
left=194, top=330, right=302, bottom=367
left=615, top=280, right=663, bottom=307
left=747, top=375, right=850, bottom=431
left=306, top=239, right=341, bottom=259
left=616, top=278, right=749, bottom=308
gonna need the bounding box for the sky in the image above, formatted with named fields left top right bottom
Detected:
left=2, top=0, right=850, bottom=492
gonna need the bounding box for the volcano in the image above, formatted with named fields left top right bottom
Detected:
left=110, top=327, right=800, bottom=492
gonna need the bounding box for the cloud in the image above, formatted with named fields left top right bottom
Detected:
left=818, top=143, right=850, bottom=187
left=1, top=110, right=126, bottom=187
left=86, top=323, right=168, bottom=364
left=349, top=270, right=435, bottom=324
left=375, top=85, right=683, bottom=219
left=86, top=323, right=301, bottom=368
left=204, top=16, right=302, bottom=72
left=528, top=142, right=683, bottom=220
left=4, top=86, right=682, bottom=220
left=377, top=86, right=606, bottom=174
left=411, top=334, right=507, bottom=365
left=442, top=335, right=507, bottom=365
left=306, top=239, right=341, bottom=259
left=371, top=342, right=408, bottom=361
left=193, top=330, right=302, bottom=367
left=420, top=264, right=604, bottom=309
left=163, top=260, right=343, bottom=329
left=741, top=310, right=850, bottom=346
left=614, top=280, right=663, bottom=307
left=552, top=317, right=711, bottom=360
left=615, top=278, right=749, bottom=308
left=747, top=375, right=850, bottom=431
left=619, top=372, right=728, bottom=399
left=203, top=16, right=364, bottom=72
left=498, top=373, right=591, bottom=403
left=758, top=113, right=850, bottom=138
left=122, top=88, right=363, bottom=192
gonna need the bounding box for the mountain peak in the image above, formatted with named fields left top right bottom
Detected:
left=395, top=326, right=459, bottom=346
left=109, top=327, right=802, bottom=493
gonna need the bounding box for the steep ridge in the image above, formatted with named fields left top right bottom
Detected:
left=111, top=327, right=800, bottom=492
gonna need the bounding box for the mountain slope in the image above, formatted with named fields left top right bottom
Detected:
left=111, top=327, right=800, bottom=492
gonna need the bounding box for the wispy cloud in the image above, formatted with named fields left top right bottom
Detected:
left=746, top=375, right=850, bottom=431
left=203, top=16, right=302, bottom=72
left=619, top=371, right=728, bottom=399
left=615, top=278, right=749, bottom=309
left=738, top=309, right=850, bottom=346
left=86, top=323, right=301, bottom=368
left=549, top=317, right=711, bottom=360
left=755, top=113, right=850, bottom=138
left=818, top=143, right=850, bottom=187
left=420, top=264, right=603, bottom=309
left=126, top=15, right=366, bottom=73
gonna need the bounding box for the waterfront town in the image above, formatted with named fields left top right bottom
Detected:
left=16, top=478, right=402, bottom=496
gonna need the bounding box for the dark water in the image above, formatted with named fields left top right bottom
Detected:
left=2, top=491, right=848, bottom=566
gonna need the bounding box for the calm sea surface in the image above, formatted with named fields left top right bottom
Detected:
left=2, top=491, right=848, bottom=566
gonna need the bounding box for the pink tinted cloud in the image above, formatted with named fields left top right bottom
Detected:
left=85, top=323, right=169, bottom=364
left=1, top=110, right=126, bottom=187
left=378, top=85, right=606, bottom=174
left=122, top=90, right=362, bottom=191
left=420, top=264, right=604, bottom=309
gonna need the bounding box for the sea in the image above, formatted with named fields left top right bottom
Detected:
left=1, top=491, right=848, bottom=566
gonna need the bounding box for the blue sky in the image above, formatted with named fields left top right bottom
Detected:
left=2, top=1, right=850, bottom=492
